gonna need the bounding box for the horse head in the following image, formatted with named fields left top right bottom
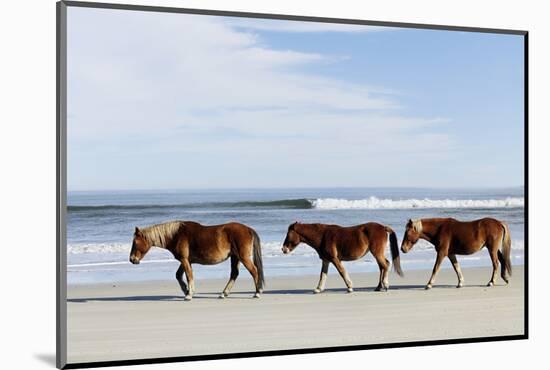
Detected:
left=282, top=221, right=301, bottom=254
left=401, top=219, right=422, bottom=253
left=129, top=227, right=152, bottom=264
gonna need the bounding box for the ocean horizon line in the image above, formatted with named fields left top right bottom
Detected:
left=67, top=185, right=525, bottom=193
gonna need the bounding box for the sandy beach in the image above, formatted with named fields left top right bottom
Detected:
left=67, top=265, right=525, bottom=364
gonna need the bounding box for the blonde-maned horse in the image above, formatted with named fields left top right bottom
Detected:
left=129, top=221, right=264, bottom=300
left=401, top=217, right=512, bottom=289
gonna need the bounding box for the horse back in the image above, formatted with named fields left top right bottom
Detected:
left=185, top=222, right=252, bottom=241
left=219, top=222, right=255, bottom=244
left=363, top=222, right=390, bottom=239
left=322, top=223, right=384, bottom=260
left=445, top=217, right=504, bottom=254
left=447, top=217, right=502, bottom=236
left=183, top=222, right=253, bottom=264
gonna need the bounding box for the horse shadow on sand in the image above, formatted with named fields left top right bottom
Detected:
left=67, top=283, right=491, bottom=303
left=67, top=288, right=350, bottom=303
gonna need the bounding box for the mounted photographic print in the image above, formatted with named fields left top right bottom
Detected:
left=57, top=1, right=527, bottom=368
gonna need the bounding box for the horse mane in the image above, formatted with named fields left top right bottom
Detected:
left=141, top=221, right=184, bottom=247
left=411, top=219, right=423, bottom=234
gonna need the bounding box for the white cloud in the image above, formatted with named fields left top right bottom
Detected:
left=68, top=10, right=403, bottom=131
left=67, top=8, right=452, bottom=189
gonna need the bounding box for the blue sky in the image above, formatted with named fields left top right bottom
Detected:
left=67, top=8, right=524, bottom=190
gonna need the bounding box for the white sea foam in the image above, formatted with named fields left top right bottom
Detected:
left=68, top=243, right=130, bottom=254
left=68, top=239, right=523, bottom=258
left=68, top=259, right=173, bottom=269
left=68, top=241, right=316, bottom=258
left=311, top=196, right=524, bottom=210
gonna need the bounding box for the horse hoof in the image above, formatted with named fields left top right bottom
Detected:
left=425, top=284, right=432, bottom=290
left=184, top=295, right=193, bottom=301
left=347, top=288, right=354, bottom=293
left=487, top=282, right=494, bottom=287
left=313, top=288, right=322, bottom=294
left=218, top=293, right=226, bottom=299
left=253, top=293, right=261, bottom=298
left=457, top=283, right=463, bottom=288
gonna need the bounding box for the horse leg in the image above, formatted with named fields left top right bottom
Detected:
left=448, top=254, right=464, bottom=288
left=331, top=257, right=353, bottom=293
left=487, top=246, right=499, bottom=287
left=426, top=251, right=446, bottom=289
left=220, top=256, right=240, bottom=298
left=241, top=256, right=261, bottom=298
left=181, top=258, right=194, bottom=300
left=314, top=260, right=330, bottom=294
left=379, top=268, right=385, bottom=290
left=175, top=264, right=189, bottom=296
left=497, top=250, right=509, bottom=284
left=374, top=254, right=390, bottom=291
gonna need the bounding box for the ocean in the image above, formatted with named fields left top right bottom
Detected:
left=67, top=187, right=525, bottom=285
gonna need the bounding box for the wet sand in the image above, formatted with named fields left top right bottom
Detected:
left=67, top=265, right=525, bottom=364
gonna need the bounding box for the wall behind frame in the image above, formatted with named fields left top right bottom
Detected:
left=2, top=0, right=548, bottom=370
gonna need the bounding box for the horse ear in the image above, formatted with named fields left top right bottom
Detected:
left=135, top=227, right=141, bottom=235
left=407, top=219, right=412, bottom=226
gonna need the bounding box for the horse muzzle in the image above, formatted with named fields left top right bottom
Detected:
left=282, top=246, right=290, bottom=254
left=129, top=256, right=140, bottom=264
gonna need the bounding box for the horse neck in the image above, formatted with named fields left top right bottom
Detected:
left=295, top=223, right=323, bottom=250
left=419, top=218, right=444, bottom=243
left=142, top=222, right=182, bottom=250
left=143, top=231, right=168, bottom=250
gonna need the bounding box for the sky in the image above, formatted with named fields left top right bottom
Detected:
left=67, top=8, right=525, bottom=191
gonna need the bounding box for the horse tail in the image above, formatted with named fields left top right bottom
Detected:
left=385, top=226, right=404, bottom=277
left=500, top=221, right=512, bottom=276
left=251, top=228, right=265, bottom=289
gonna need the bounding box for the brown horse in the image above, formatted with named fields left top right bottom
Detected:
left=400, top=217, right=512, bottom=289
left=282, top=222, right=403, bottom=293
left=129, top=221, right=264, bottom=300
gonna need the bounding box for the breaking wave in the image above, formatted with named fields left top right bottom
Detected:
left=69, top=196, right=524, bottom=212
left=311, top=196, right=524, bottom=210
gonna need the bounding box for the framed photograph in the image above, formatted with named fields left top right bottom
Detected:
left=57, top=1, right=527, bottom=368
